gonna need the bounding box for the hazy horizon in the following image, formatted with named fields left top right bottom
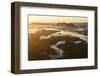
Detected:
left=29, top=15, right=88, bottom=24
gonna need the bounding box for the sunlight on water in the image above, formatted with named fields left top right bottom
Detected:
left=29, top=28, right=59, bottom=34
left=29, top=29, right=41, bottom=34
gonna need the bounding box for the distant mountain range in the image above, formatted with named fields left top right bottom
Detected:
left=54, top=23, right=87, bottom=29
left=30, top=22, right=88, bottom=29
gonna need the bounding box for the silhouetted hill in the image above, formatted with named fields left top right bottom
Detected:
left=54, top=23, right=87, bottom=29
left=54, top=23, right=77, bottom=28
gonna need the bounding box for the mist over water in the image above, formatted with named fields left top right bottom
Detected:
left=29, top=27, right=87, bottom=59
left=49, top=41, right=66, bottom=59
left=40, top=30, right=87, bottom=42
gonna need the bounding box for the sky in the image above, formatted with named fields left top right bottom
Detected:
left=28, top=15, right=88, bottom=24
